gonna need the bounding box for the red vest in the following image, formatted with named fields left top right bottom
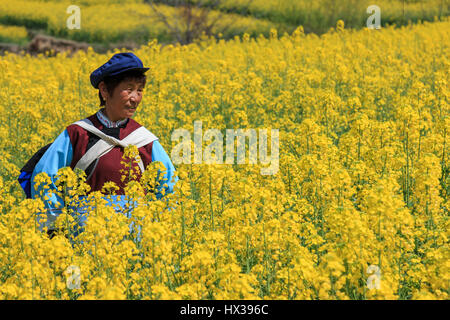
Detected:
left=66, top=114, right=153, bottom=194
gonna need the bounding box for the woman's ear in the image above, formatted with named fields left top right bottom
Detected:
left=98, top=81, right=108, bottom=100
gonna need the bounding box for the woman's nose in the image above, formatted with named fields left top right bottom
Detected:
left=129, top=91, right=138, bottom=101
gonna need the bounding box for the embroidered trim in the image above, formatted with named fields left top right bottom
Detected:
left=96, top=108, right=128, bottom=128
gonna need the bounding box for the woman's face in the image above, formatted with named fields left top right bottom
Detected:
left=100, top=78, right=144, bottom=121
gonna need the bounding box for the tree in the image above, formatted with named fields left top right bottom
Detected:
left=143, top=0, right=252, bottom=45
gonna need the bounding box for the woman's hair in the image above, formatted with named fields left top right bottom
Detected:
left=99, top=69, right=147, bottom=106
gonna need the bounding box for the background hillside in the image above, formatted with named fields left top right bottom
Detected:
left=0, top=0, right=448, bottom=53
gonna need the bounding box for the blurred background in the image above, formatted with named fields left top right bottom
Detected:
left=0, top=0, right=448, bottom=54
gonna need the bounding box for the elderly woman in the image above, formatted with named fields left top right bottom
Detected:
left=18, top=52, right=178, bottom=238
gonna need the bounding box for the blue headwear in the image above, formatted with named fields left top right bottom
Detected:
left=90, top=52, right=149, bottom=89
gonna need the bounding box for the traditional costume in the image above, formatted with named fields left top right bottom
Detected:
left=18, top=52, right=178, bottom=236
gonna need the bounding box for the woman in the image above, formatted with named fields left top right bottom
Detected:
left=22, top=52, right=178, bottom=237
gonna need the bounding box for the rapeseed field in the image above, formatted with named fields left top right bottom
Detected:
left=0, top=18, right=448, bottom=299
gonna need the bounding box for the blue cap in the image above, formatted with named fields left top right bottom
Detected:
left=90, top=52, right=149, bottom=89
